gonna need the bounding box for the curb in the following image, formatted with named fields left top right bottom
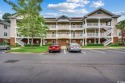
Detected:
left=82, top=47, right=125, bottom=50
left=6, top=52, right=46, bottom=55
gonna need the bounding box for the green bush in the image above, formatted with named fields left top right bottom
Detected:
left=109, top=43, right=119, bottom=46
left=87, top=43, right=104, bottom=46
left=43, top=42, right=52, bottom=46
left=16, top=43, right=21, bottom=47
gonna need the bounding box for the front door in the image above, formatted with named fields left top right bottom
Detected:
left=58, top=39, right=67, bottom=46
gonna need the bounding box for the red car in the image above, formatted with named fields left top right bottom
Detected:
left=48, top=44, right=61, bottom=53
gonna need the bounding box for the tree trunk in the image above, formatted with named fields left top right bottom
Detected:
left=40, top=38, right=42, bottom=46
left=121, top=30, right=124, bottom=46
left=31, top=35, right=34, bottom=47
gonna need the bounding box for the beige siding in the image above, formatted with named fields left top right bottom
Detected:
left=10, top=18, right=17, bottom=37
left=0, top=24, right=10, bottom=39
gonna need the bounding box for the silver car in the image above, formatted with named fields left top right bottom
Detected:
left=67, top=43, right=81, bottom=52
left=0, top=44, right=10, bottom=50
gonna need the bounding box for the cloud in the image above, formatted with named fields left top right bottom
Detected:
left=47, top=0, right=89, bottom=15
left=42, top=13, right=62, bottom=17
left=48, top=2, right=80, bottom=10
left=0, top=10, right=3, bottom=19
left=90, top=0, right=104, bottom=8
left=60, top=9, right=88, bottom=14
left=67, top=0, right=90, bottom=6
left=118, top=16, right=125, bottom=22
left=114, top=10, right=125, bottom=22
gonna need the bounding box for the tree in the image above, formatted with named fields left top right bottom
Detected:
left=4, top=0, right=48, bottom=47
left=116, top=20, right=125, bottom=46
left=2, top=13, right=12, bottom=23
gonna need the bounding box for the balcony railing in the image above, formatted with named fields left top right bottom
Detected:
left=71, top=25, right=83, bottom=28
left=87, top=23, right=98, bottom=26
left=71, top=34, right=83, bottom=38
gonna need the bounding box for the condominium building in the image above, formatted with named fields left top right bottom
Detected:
left=9, top=8, right=120, bottom=46
left=0, top=20, right=10, bottom=44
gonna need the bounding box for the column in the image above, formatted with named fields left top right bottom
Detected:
left=85, top=38, right=87, bottom=46
left=70, top=22, right=71, bottom=43
left=56, top=22, right=58, bottom=44
left=82, top=38, right=84, bottom=46
left=98, top=19, right=101, bottom=44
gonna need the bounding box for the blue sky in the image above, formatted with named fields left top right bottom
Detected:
left=0, top=0, right=125, bottom=21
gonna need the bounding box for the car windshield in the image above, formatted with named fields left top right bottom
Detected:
left=51, top=44, right=60, bottom=46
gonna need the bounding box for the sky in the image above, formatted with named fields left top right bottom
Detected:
left=0, top=0, right=125, bottom=22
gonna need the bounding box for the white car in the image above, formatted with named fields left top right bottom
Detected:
left=0, top=44, right=10, bottom=50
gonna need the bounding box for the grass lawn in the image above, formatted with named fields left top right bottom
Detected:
left=108, top=46, right=125, bottom=48
left=9, top=46, right=48, bottom=53
left=82, top=46, right=106, bottom=48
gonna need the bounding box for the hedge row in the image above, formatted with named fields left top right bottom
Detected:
left=87, top=43, right=104, bottom=46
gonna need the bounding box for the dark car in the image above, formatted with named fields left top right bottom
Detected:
left=48, top=44, right=61, bottom=53
left=0, top=44, right=10, bottom=50
left=67, top=43, right=81, bottom=52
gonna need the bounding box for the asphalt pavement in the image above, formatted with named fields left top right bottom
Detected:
left=0, top=49, right=125, bottom=83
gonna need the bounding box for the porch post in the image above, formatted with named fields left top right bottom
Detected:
left=70, top=22, right=71, bottom=43
left=40, top=38, right=42, bottom=46
left=98, top=19, right=101, bottom=44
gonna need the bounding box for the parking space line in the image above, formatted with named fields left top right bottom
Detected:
left=107, top=50, right=125, bottom=53
left=64, top=49, right=66, bottom=54
left=81, top=51, right=86, bottom=54
left=89, top=49, right=105, bottom=54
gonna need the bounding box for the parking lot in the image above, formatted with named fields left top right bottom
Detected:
left=0, top=49, right=125, bottom=83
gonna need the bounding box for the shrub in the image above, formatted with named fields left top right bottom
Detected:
left=16, top=43, right=21, bottom=47
left=87, top=43, right=104, bottom=46
left=109, top=43, right=119, bottom=46
left=43, top=42, right=52, bottom=46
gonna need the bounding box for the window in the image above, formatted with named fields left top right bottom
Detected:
left=4, top=32, right=7, bottom=36
left=72, top=40, right=76, bottom=43
left=4, top=25, right=8, bottom=29
left=97, top=11, right=102, bottom=14
left=66, top=32, right=69, bottom=34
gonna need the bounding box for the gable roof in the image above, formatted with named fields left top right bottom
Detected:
left=56, top=15, right=71, bottom=20
left=84, top=8, right=120, bottom=18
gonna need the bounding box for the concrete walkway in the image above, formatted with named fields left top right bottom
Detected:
left=61, top=46, right=66, bottom=49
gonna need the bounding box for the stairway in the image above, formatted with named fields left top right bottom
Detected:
left=103, top=38, right=112, bottom=46
left=16, top=38, right=24, bottom=47
left=104, top=29, right=112, bottom=36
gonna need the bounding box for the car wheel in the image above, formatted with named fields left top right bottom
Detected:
left=49, top=50, right=51, bottom=53
left=58, top=50, right=60, bottom=53
left=6, top=47, right=10, bottom=50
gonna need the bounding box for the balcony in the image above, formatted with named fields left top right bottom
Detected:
left=85, top=23, right=112, bottom=28
left=46, top=34, right=83, bottom=39
left=71, top=34, right=83, bottom=38
left=58, top=25, right=70, bottom=30
left=87, top=23, right=98, bottom=26
left=71, top=25, right=83, bottom=30
left=48, top=25, right=83, bottom=30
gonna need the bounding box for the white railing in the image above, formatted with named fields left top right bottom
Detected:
left=104, top=29, right=112, bottom=36
left=58, top=25, right=70, bottom=29
left=46, top=34, right=56, bottom=38
left=71, top=34, right=83, bottom=38
left=46, top=34, right=83, bottom=38
left=87, top=23, right=98, bottom=26
left=103, top=38, right=112, bottom=46
left=87, top=33, right=98, bottom=36
left=100, top=23, right=111, bottom=26
left=16, top=39, right=24, bottom=46
left=71, top=25, right=83, bottom=28
left=48, top=25, right=56, bottom=29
